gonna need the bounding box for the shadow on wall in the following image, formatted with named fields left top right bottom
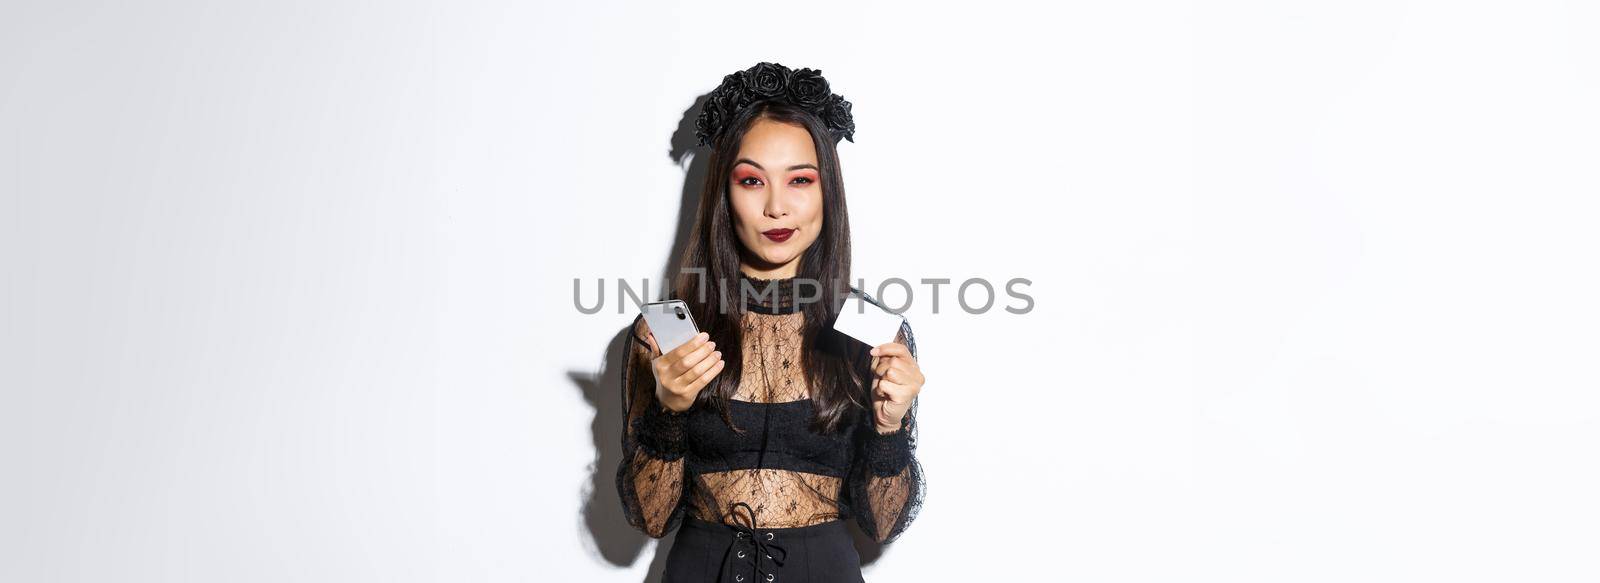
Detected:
left=568, top=92, right=888, bottom=582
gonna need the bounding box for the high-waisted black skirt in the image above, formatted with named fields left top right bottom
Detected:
left=664, top=516, right=865, bottom=583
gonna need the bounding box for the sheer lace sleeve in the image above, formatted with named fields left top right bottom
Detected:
left=846, top=318, right=926, bottom=544
left=615, top=314, right=691, bottom=538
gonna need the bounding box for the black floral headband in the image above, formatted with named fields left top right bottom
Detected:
left=694, top=62, right=857, bottom=148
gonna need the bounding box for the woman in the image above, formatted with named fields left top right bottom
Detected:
left=617, top=62, right=927, bottom=583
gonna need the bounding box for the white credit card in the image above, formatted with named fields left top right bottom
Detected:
left=833, top=292, right=905, bottom=348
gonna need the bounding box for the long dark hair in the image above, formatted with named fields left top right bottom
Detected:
left=671, top=100, right=868, bottom=435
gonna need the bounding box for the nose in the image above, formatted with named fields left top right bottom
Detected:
left=763, top=189, right=788, bottom=219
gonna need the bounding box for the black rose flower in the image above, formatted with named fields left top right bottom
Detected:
left=823, top=93, right=856, bottom=143
left=696, top=72, right=753, bottom=145
left=694, top=99, right=724, bottom=146
left=717, top=70, right=747, bottom=94
left=745, top=62, right=792, bottom=98
left=724, top=85, right=754, bottom=114
left=714, top=74, right=747, bottom=108
left=695, top=62, right=856, bottom=147
left=785, top=68, right=831, bottom=109
left=697, top=95, right=739, bottom=145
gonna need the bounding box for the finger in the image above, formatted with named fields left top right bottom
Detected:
left=885, top=357, right=919, bottom=381
left=686, top=358, right=727, bottom=392
left=869, top=342, right=912, bottom=359
left=666, top=332, right=711, bottom=363
left=882, top=369, right=923, bottom=395
left=875, top=379, right=907, bottom=402
left=665, top=334, right=716, bottom=375
left=873, top=357, right=894, bottom=379
left=655, top=335, right=704, bottom=376
left=675, top=348, right=723, bottom=388
left=644, top=331, right=661, bottom=356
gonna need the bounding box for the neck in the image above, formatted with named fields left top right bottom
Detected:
left=736, top=265, right=803, bottom=315
left=739, top=258, right=799, bottom=280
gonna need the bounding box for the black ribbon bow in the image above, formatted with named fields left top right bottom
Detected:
left=719, top=502, right=789, bottom=582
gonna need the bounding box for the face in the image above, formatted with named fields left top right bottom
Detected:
left=728, top=117, right=825, bottom=278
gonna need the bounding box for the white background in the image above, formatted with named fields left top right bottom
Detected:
left=3, top=1, right=1597, bottom=581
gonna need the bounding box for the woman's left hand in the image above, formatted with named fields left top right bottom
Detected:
left=869, top=341, right=924, bottom=434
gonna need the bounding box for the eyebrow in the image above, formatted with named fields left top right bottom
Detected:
left=735, top=158, right=819, bottom=172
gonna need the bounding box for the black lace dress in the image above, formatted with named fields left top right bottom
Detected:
left=616, top=272, right=925, bottom=583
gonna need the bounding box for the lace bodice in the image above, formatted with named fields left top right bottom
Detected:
left=616, top=272, right=925, bottom=544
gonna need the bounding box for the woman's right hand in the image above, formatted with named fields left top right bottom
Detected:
left=642, top=329, right=725, bottom=413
